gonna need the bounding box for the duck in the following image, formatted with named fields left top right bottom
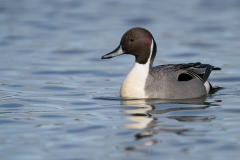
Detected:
left=101, top=27, right=221, bottom=99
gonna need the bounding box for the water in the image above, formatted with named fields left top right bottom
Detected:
left=1, top=0, right=240, bottom=159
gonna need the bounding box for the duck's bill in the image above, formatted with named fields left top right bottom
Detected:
left=101, top=45, right=125, bottom=59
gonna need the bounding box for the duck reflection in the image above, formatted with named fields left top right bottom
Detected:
left=121, top=97, right=220, bottom=140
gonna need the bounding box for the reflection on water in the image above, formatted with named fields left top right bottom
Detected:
left=95, top=92, right=226, bottom=154
left=119, top=96, right=220, bottom=150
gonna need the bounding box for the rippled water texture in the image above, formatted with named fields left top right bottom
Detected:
left=1, top=0, right=240, bottom=159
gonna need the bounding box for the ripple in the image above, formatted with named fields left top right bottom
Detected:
left=221, top=109, right=240, bottom=113
left=39, top=115, right=67, bottom=118
left=0, top=103, right=24, bottom=108
left=95, top=96, right=209, bottom=105
left=125, top=17, right=154, bottom=25
left=71, top=101, right=96, bottom=105
left=192, top=26, right=225, bottom=33
left=5, top=35, right=28, bottom=40
left=0, top=119, right=21, bottom=124
left=8, top=85, right=24, bottom=88
left=211, top=77, right=240, bottom=82
left=169, top=52, right=198, bottom=58
left=0, top=41, right=10, bottom=46
left=58, top=144, right=80, bottom=149
left=32, top=70, right=124, bottom=77
left=40, top=86, right=74, bottom=91
left=55, top=93, right=85, bottom=97
left=181, top=41, right=219, bottom=48
left=26, top=21, right=63, bottom=30
left=33, top=70, right=89, bottom=75
left=167, top=116, right=215, bottom=122
left=21, top=99, right=47, bottom=103
left=67, top=126, right=104, bottom=133
left=52, top=49, right=91, bottom=54
left=93, top=96, right=122, bottom=101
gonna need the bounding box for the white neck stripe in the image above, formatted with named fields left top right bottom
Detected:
left=146, top=39, right=154, bottom=67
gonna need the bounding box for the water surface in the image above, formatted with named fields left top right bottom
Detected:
left=1, top=0, right=240, bottom=159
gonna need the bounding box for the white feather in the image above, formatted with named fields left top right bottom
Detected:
left=120, top=39, right=153, bottom=98
left=204, top=81, right=210, bottom=94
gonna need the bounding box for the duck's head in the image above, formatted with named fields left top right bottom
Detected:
left=102, top=27, right=157, bottom=66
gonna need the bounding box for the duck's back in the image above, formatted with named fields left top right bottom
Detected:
left=145, top=63, right=219, bottom=99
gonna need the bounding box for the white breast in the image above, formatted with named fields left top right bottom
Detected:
left=120, top=63, right=149, bottom=98
left=120, top=39, right=153, bottom=98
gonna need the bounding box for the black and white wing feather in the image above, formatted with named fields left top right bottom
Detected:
left=152, top=62, right=221, bottom=83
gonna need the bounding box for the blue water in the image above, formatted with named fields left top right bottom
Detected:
left=1, top=0, right=240, bottom=159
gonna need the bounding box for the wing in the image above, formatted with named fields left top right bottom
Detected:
left=152, top=62, right=221, bottom=83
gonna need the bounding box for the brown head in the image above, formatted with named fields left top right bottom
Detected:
left=102, top=27, right=157, bottom=67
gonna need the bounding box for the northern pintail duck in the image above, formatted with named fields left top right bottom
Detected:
left=102, top=27, right=221, bottom=99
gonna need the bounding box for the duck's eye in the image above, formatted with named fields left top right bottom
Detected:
left=130, top=39, right=134, bottom=42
